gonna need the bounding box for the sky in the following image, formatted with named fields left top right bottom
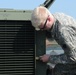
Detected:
left=0, top=0, right=76, bottom=18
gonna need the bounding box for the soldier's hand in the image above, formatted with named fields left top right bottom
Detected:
left=39, top=54, right=50, bottom=63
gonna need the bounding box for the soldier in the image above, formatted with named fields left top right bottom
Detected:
left=31, top=6, right=76, bottom=68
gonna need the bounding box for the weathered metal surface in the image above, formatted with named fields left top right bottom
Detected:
left=0, top=9, right=32, bottom=20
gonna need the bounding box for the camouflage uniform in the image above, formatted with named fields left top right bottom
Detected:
left=48, top=13, right=76, bottom=68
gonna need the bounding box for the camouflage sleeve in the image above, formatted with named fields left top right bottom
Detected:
left=48, top=54, right=67, bottom=64
left=59, top=25, right=76, bottom=62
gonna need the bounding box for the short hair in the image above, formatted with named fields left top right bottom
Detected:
left=31, top=6, right=51, bottom=30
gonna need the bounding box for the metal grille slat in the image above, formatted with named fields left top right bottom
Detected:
left=0, top=20, right=35, bottom=75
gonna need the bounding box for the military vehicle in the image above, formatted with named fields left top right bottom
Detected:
left=0, top=0, right=55, bottom=75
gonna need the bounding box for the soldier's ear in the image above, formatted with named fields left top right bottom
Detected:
left=47, top=16, right=52, bottom=22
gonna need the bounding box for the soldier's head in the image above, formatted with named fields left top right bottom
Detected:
left=31, top=6, right=54, bottom=31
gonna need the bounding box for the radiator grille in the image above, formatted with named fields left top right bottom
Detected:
left=0, top=20, right=35, bottom=75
